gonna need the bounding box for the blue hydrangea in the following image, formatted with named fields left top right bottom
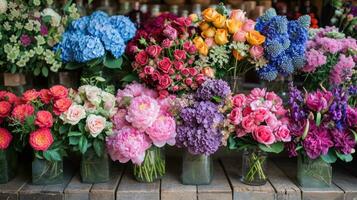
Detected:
left=292, top=56, right=306, bottom=69
left=288, top=21, right=309, bottom=45
left=257, top=65, right=278, bottom=81
left=100, top=26, right=125, bottom=58
left=261, top=16, right=288, bottom=37
left=255, top=8, right=277, bottom=31
left=272, top=54, right=294, bottom=75
left=58, top=31, right=84, bottom=62
left=264, top=39, right=284, bottom=58
left=110, top=16, right=136, bottom=42
left=70, top=16, right=89, bottom=33
left=74, top=35, right=105, bottom=62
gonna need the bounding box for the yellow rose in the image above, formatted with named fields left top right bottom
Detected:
left=212, top=14, right=226, bottom=28
left=214, top=29, right=229, bottom=45
left=199, top=21, right=210, bottom=31
left=193, top=36, right=204, bottom=46
left=246, top=30, right=266, bottom=46
left=202, top=67, right=215, bottom=78
left=201, top=27, right=216, bottom=38
left=196, top=42, right=209, bottom=56
left=226, top=19, right=243, bottom=34
left=202, top=8, right=219, bottom=22
left=189, top=13, right=198, bottom=22
left=232, top=50, right=244, bottom=60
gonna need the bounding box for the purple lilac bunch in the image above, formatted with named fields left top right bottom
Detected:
left=301, top=27, right=356, bottom=90
left=286, top=84, right=357, bottom=163
left=175, top=79, right=229, bottom=155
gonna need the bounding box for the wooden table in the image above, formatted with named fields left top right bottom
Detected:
left=1, top=158, right=357, bottom=200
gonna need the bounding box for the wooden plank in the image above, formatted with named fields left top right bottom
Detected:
left=89, top=165, right=124, bottom=200
left=39, top=169, right=74, bottom=200
left=267, top=162, right=301, bottom=200
left=116, top=167, right=160, bottom=200
left=333, top=167, right=357, bottom=200
left=18, top=182, right=45, bottom=200
left=221, top=158, right=275, bottom=200
left=0, top=171, right=28, bottom=200
left=274, top=159, right=344, bottom=200
left=64, top=174, right=92, bottom=200
left=161, top=158, right=196, bottom=200
left=197, top=160, right=232, bottom=200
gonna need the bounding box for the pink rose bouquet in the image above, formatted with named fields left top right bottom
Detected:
left=222, top=88, right=290, bottom=185
left=128, top=15, right=209, bottom=98
left=106, top=82, right=176, bottom=182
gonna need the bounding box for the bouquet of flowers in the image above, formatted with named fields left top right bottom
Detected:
left=175, top=79, right=230, bottom=184
left=8, top=85, right=72, bottom=184
left=192, top=5, right=266, bottom=91
left=255, top=8, right=310, bottom=81
left=300, top=27, right=356, bottom=91
left=61, top=85, right=116, bottom=183
left=127, top=15, right=208, bottom=97
left=286, top=85, right=357, bottom=187
left=223, top=88, right=290, bottom=185
left=0, top=0, right=79, bottom=76
left=330, top=0, right=357, bottom=38
left=57, top=11, right=136, bottom=84
left=106, top=82, right=176, bottom=182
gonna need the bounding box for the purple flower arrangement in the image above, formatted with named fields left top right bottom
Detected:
left=175, top=79, right=230, bottom=155
left=286, top=84, right=357, bottom=163
left=301, top=27, right=356, bottom=90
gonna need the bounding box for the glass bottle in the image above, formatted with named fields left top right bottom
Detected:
left=241, top=148, right=268, bottom=186
left=81, top=148, right=111, bottom=183
left=181, top=151, right=213, bottom=185
left=32, top=158, right=63, bottom=185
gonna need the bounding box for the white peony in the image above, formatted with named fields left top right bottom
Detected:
left=41, top=8, right=61, bottom=27
left=0, top=0, right=7, bottom=14
left=61, top=104, right=86, bottom=125
left=86, top=114, right=106, bottom=138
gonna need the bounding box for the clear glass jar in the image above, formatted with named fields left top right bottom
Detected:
left=181, top=151, right=213, bottom=185
left=133, top=146, right=165, bottom=183
left=0, top=147, right=17, bottom=183
left=241, top=148, right=268, bottom=186
left=225, top=76, right=244, bottom=94
left=81, top=148, right=111, bottom=183
left=32, top=158, right=63, bottom=185
left=297, top=154, right=332, bottom=188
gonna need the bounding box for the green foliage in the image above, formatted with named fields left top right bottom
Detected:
left=321, top=149, right=337, bottom=164
left=103, top=55, right=123, bottom=69
left=258, top=142, right=284, bottom=154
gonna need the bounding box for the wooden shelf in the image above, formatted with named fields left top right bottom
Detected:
left=1, top=158, right=357, bottom=200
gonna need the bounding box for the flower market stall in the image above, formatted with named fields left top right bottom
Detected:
left=0, top=0, right=356, bottom=199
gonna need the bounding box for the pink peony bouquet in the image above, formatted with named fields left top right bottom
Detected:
left=61, top=85, right=117, bottom=157
left=106, top=82, right=176, bottom=165
left=300, top=27, right=356, bottom=90
left=128, top=15, right=209, bottom=98
left=223, top=88, right=291, bottom=151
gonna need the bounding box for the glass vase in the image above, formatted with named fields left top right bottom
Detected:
left=297, top=154, right=332, bottom=188
left=241, top=148, right=268, bottom=186
left=1, top=73, right=33, bottom=95
left=0, top=148, right=17, bottom=183
left=48, top=71, right=80, bottom=88
left=181, top=151, right=213, bottom=185
left=133, top=146, right=165, bottom=183
left=32, top=157, right=63, bottom=185
left=225, top=76, right=244, bottom=94
left=80, top=148, right=110, bottom=183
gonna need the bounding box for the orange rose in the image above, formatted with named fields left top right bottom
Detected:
left=226, top=19, right=243, bottom=34
left=233, top=50, right=244, bottom=60
left=212, top=14, right=226, bottom=28
left=199, top=21, right=210, bottom=31
left=246, top=30, right=266, bottom=46
left=201, top=67, right=215, bottom=78
left=214, top=29, right=229, bottom=45
left=193, top=36, right=204, bottom=46
left=202, top=8, right=219, bottom=22
left=201, top=27, right=216, bottom=38
left=195, top=42, right=209, bottom=56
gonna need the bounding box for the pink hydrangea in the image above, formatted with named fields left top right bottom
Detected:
left=126, top=95, right=160, bottom=130
left=316, top=37, right=342, bottom=54
left=302, top=49, right=327, bottom=72
left=145, top=114, right=176, bottom=147
left=106, top=126, right=151, bottom=165
left=329, top=55, right=355, bottom=85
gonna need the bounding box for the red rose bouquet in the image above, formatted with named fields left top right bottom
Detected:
left=222, top=88, right=291, bottom=186
left=8, top=85, right=72, bottom=185
left=128, top=15, right=209, bottom=98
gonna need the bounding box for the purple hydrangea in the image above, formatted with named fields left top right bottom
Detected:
left=302, top=123, right=334, bottom=159
left=331, top=129, right=356, bottom=155
left=195, top=79, right=231, bottom=101
left=176, top=101, right=224, bottom=155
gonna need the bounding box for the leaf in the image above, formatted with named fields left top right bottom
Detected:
left=351, top=129, right=357, bottom=142
left=93, top=139, right=104, bottom=157
left=321, top=149, right=337, bottom=164
left=69, top=137, right=80, bottom=145
left=68, top=131, right=82, bottom=137
left=104, top=55, right=123, bottom=69
left=212, top=96, right=222, bottom=103
left=228, top=136, right=238, bottom=150
left=65, top=62, right=82, bottom=70
left=59, top=125, right=69, bottom=135
left=78, top=122, right=85, bottom=132
left=336, top=152, right=353, bottom=162
left=302, top=119, right=310, bottom=140
left=34, top=66, right=41, bottom=76
left=121, top=73, right=139, bottom=83
left=41, top=67, right=49, bottom=77
left=79, top=136, right=88, bottom=154
left=258, top=142, right=284, bottom=154
left=316, top=112, right=321, bottom=126
left=42, top=16, right=52, bottom=24
left=43, top=150, right=62, bottom=161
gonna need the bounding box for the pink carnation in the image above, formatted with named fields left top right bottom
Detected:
left=247, top=88, right=266, bottom=103
left=302, top=49, right=327, bottom=72
left=146, top=114, right=176, bottom=147
left=316, top=37, right=342, bottom=54
left=126, top=95, right=160, bottom=130
left=106, top=127, right=151, bottom=165
left=329, top=55, right=355, bottom=85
